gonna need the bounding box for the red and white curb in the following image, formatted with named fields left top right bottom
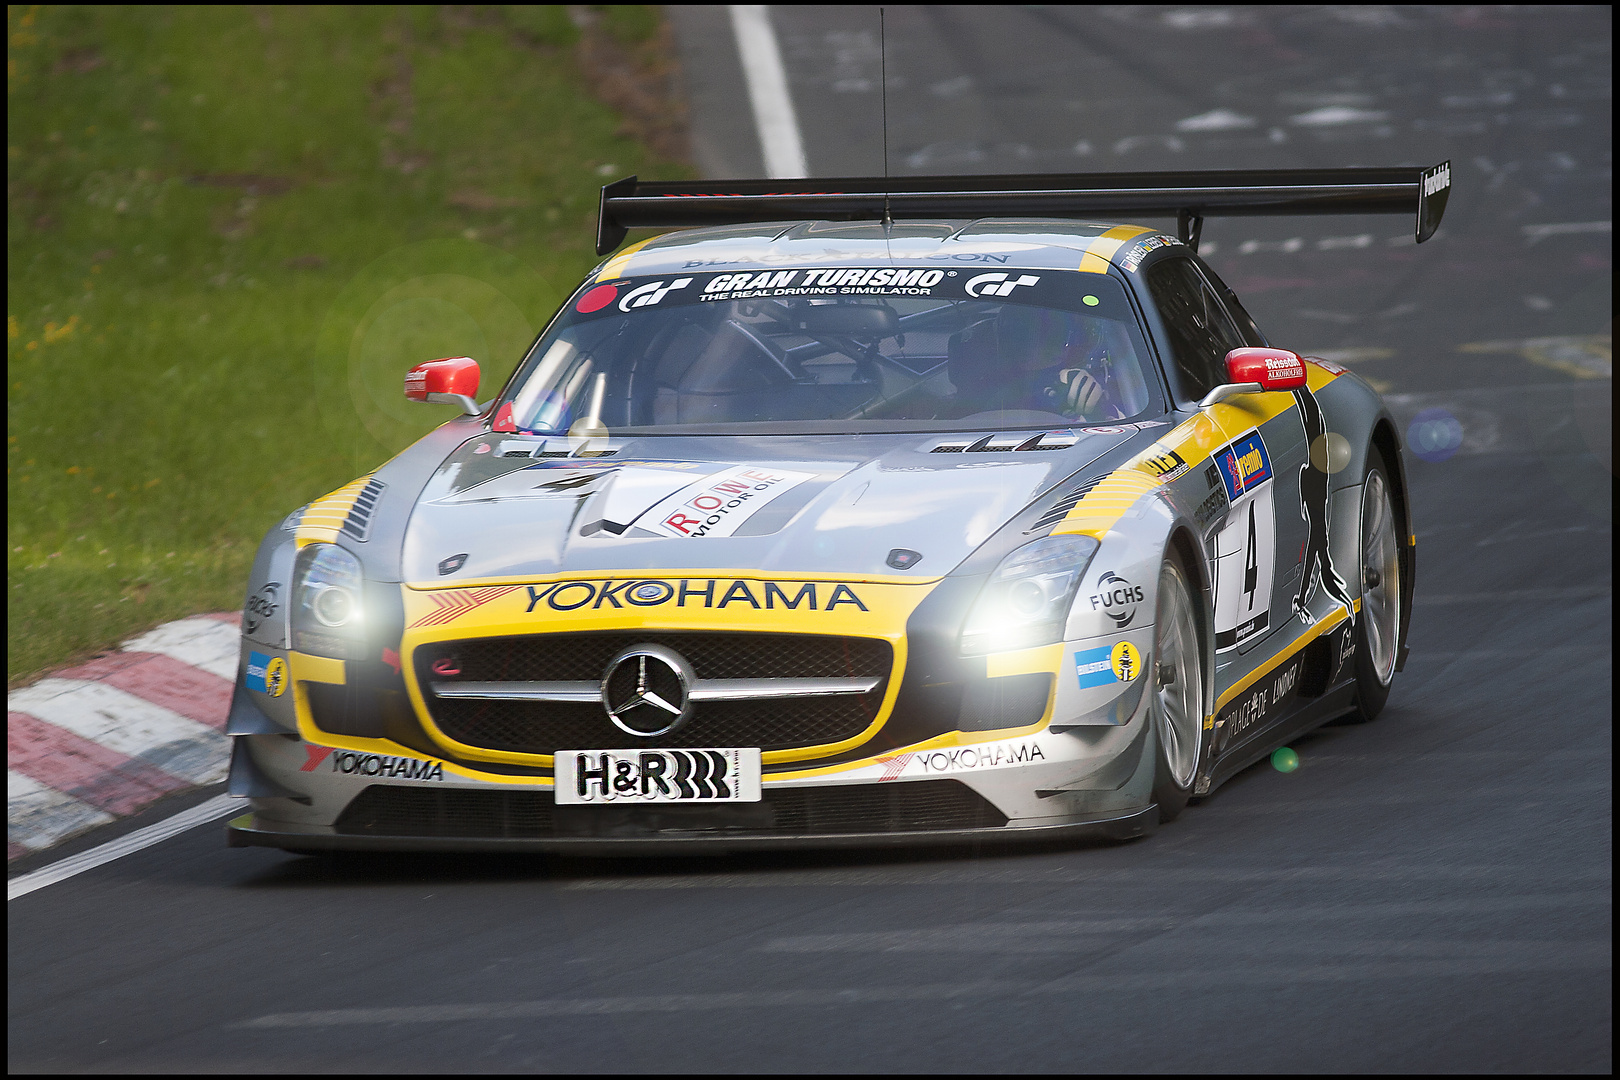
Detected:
left=8, top=613, right=239, bottom=861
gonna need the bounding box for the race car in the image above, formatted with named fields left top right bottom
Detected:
left=225, top=165, right=1449, bottom=853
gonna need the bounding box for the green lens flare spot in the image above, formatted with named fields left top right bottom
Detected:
left=1082, top=295, right=1100, bottom=307
left=1271, top=747, right=1299, bottom=773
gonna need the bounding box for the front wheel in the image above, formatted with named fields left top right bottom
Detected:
left=1150, top=552, right=1206, bottom=822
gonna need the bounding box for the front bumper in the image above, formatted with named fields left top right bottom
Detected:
left=225, top=803, right=1159, bottom=855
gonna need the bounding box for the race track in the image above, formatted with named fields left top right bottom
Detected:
left=9, top=6, right=1610, bottom=1072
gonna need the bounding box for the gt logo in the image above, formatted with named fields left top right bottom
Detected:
left=618, top=277, right=693, bottom=312
left=964, top=272, right=1040, bottom=298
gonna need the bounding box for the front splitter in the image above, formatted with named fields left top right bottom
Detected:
left=225, top=805, right=1159, bottom=856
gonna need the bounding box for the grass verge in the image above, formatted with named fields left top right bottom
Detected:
left=7, top=5, right=687, bottom=684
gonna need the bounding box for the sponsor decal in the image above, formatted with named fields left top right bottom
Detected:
left=382, top=647, right=401, bottom=675
left=617, top=277, right=692, bottom=312
left=576, top=283, right=619, bottom=313
left=1261, top=352, right=1307, bottom=383
left=876, top=752, right=915, bottom=781
left=915, top=740, right=1045, bottom=774
left=523, top=578, right=867, bottom=613
left=473, top=442, right=492, bottom=455
left=700, top=266, right=947, bottom=302
left=1289, top=383, right=1355, bottom=627
left=1422, top=161, right=1450, bottom=197
left=325, top=748, right=445, bottom=781
left=1075, top=644, right=1139, bottom=689
left=1212, top=429, right=1275, bottom=652
left=1141, top=446, right=1190, bottom=482
left=1088, top=571, right=1145, bottom=629
left=560, top=748, right=758, bottom=803
left=1194, top=486, right=1228, bottom=529
left=408, top=584, right=525, bottom=629
left=641, top=464, right=815, bottom=539
left=1216, top=653, right=1304, bottom=751
left=964, top=271, right=1041, bottom=298
left=1110, top=641, right=1142, bottom=683
left=244, top=582, right=280, bottom=637
left=245, top=652, right=287, bottom=697
left=1215, top=431, right=1273, bottom=501
left=1121, top=233, right=1182, bottom=273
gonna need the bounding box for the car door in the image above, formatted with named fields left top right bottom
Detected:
left=1142, top=257, right=1308, bottom=706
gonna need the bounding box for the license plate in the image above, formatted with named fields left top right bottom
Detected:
left=554, top=748, right=762, bottom=805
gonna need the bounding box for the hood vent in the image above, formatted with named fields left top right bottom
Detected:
left=931, top=431, right=1079, bottom=454
left=339, top=478, right=386, bottom=542
left=495, top=438, right=621, bottom=459
left=1027, top=479, right=1100, bottom=534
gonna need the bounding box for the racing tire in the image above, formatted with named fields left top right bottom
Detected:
left=1149, top=550, right=1207, bottom=823
left=1344, top=446, right=1402, bottom=723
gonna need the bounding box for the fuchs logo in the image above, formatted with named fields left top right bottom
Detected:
left=525, top=578, right=868, bottom=613
left=965, top=272, right=1040, bottom=298
left=243, top=582, right=279, bottom=635
left=1089, top=571, right=1145, bottom=629
left=618, top=277, right=693, bottom=312
left=1423, top=162, right=1450, bottom=197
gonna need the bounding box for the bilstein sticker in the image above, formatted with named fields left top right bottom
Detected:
left=1075, top=643, right=1140, bottom=689
left=245, top=652, right=287, bottom=697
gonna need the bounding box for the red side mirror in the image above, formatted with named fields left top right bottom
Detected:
left=404, top=356, right=480, bottom=402
left=1224, top=348, right=1308, bottom=392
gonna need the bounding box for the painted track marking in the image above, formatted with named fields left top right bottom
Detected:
left=730, top=5, right=807, bottom=178
left=8, top=793, right=236, bottom=901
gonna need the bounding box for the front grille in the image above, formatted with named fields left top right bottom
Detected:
left=334, top=779, right=1006, bottom=839
left=418, top=632, right=893, bottom=756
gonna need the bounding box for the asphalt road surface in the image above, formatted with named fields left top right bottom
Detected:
left=10, top=6, right=1611, bottom=1072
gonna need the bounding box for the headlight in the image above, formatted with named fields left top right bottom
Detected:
left=292, top=543, right=366, bottom=658
left=960, top=535, right=1100, bottom=656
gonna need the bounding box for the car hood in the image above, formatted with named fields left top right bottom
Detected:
left=400, top=430, right=1137, bottom=583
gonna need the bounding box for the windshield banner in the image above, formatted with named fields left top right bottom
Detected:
left=568, top=267, right=1132, bottom=321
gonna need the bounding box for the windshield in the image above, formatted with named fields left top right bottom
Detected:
left=496, top=266, right=1161, bottom=434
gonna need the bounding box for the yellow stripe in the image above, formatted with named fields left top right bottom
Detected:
left=294, top=475, right=373, bottom=547
left=593, top=235, right=659, bottom=282
left=1078, top=224, right=1154, bottom=273
left=1213, top=599, right=1360, bottom=713
left=1052, top=363, right=1344, bottom=539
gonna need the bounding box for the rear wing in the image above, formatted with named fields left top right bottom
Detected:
left=596, top=163, right=1451, bottom=255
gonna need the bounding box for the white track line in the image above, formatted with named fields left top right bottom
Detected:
left=121, top=616, right=241, bottom=680
left=9, top=679, right=230, bottom=785
left=729, top=5, right=807, bottom=179
left=8, top=793, right=237, bottom=901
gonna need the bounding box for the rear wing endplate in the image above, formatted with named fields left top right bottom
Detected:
left=596, top=163, right=1450, bottom=255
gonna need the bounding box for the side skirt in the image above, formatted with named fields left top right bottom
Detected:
left=1203, top=682, right=1357, bottom=795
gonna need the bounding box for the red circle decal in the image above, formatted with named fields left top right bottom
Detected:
left=576, top=284, right=618, bottom=313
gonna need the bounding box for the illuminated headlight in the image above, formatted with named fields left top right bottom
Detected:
left=960, top=535, right=1100, bottom=656
left=292, top=543, right=366, bottom=658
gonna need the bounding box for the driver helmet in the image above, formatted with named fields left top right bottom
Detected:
left=993, top=305, right=1112, bottom=415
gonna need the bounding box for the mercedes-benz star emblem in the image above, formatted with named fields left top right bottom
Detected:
left=601, top=644, right=694, bottom=737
